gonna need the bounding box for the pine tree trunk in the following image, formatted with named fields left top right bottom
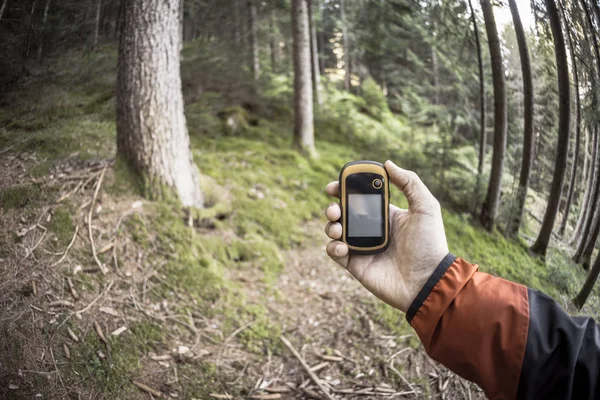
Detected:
left=479, top=0, right=507, bottom=232
left=308, top=0, right=322, bottom=106
left=571, top=127, right=599, bottom=245
left=269, top=8, right=281, bottom=71
left=505, top=0, right=534, bottom=238
left=92, top=0, right=102, bottom=51
left=116, top=0, right=203, bottom=208
left=531, top=0, right=571, bottom=256
left=340, top=0, right=350, bottom=91
left=234, top=0, right=241, bottom=45
left=579, top=199, right=600, bottom=268
left=573, top=250, right=600, bottom=309
left=558, top=1, right=582, bottom=237
left=469, top=0, right=486, bottom=216
left=36, top=0, right=50, bottom=61
left=0, top=0, right=8, bottom=21
left=247, top=0, right=259, bottom=80
left=292, top=0, right=315, bottom=155
left=179, top=0, right=184, bottom=47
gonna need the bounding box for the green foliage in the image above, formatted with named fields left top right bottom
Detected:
left=49, top=205, right=75, bottom=247
left=359, top=77, right=391, bottom=121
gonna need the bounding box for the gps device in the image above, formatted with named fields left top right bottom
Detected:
left=339, top=161, right=389, bottom=255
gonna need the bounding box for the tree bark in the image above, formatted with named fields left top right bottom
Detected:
left=531, top=0, right=571, bottom=256
left=573, top=0, right=600, bottom=256
left=479, top=0, right=507, bottom=232
left=0, top=0, right=8, bottom=21
left=308, top=0, right=322, bottom=106
left=36, top=0, right=51, bottom=61
left=469, top=0, right=486, bottom=216
left=247, top=0, right=259, bottom=80
left=92, top=0, right=102, bottom=51
left=505, top=0, right=534, bottom=238
left=292, top=0, right=315, bottom=155
left=234, top=0, right=241, bottom=45
left=340, top=0, right=350, bottom=91
left=579, top=195, right=600, bottom=268
left=179, top=0, right=184, bottom=47
left=571, top=127, right=599, bottom=245
left=269, top=7, right=281, bottom=71
left=573, top=251, right=600, bottom=309
left=117, top=0, right=203, bottom=208
left=558, top=0, right=582, bottom=237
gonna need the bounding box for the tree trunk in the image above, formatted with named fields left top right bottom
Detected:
left=531, top=0, right=571, bottom=256
left=116, top=0, right=203, bottom=208
left=269, top=7, right=281, bottom=71
left=505, top=0, right=534, bottom=238
left=431, top=17, right=439, bottom=105
left=573, top=250, right=600, bottom=309
left=573, top=0, right=600, bottom=255
left=579, top=197, right=600, bottom=268
left=292, top=0, right=315, bottom=155
left=179, top=0, right=184, bottom=47
left=340, top=0, right=350, bottom=91
left=0, top=0, right=8, bottom=21
left=571, top=127, right=599, bottom=245
left=469, top=0, right=486, bottom=216
left=558, top=1, right=582, bottom=237
left=234, top=0, right=241, bottom=45
left=308, top=0, right=322, bottom=106
left=92, top=0, right=102, bottom=51
left=479, top=0, right=507, bottom=232
left=247, top=0, right=259, bottom=80
left=36, top=0, right=50, bottom=61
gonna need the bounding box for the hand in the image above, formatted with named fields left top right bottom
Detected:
left=324, top=160, right=449, bottom=313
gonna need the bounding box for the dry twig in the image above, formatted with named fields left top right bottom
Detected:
left=88, top=166, right=108, bottom=274
left=75, top=280, right=114, bottom=315
left=132, top=380, right=162, bottom=398
left=50, top=225, right=79, bottom=267
left=280, top=335, right=336, bottom=400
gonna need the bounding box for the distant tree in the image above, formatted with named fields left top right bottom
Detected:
left=468, top=0, right=486, bottom=215
left=531, top=0, right=570, bottom=256
left=558, top=0, right=582, bottom=237
left=505, top=0, right=534, bottom=238
left=92, top=0, right=102, bottom=51
left=248, top=0, right=259, bottom=80
left=479, top=0, right=507, bottom=232
left=36, top=0, right=51, bottom=60
left=0, top=0, right=8, bottom=21
left=340, top=0, right=350, bottom=91
left=116, top=0, right=203, bottom=207
left=308, top=0, right=322, bottom=106
left=269, top=7, right=281, bottom=71
left=292, top=0, right=315, bottom=155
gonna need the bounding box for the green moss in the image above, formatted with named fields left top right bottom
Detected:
left=49, top=205, right=75, bottom=247
left=0, top=184, right=43, bottom=210
left=106, top=158, right=144, bottom=197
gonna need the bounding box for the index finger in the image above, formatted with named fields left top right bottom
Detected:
left=325, top=181, right=339, bottom=197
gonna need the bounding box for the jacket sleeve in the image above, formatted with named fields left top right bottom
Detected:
left=406, top=253, right=600, bottom=400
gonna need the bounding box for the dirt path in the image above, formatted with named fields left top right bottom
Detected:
left=216, top=222, right=484, bottom=400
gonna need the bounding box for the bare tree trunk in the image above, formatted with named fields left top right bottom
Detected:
left=117, top=0, right=203, bottom=208
left=36, top=0, right=50, bottom=61
left=431, top=16, right=439, bottom=105
left=308, top=0, right=322, bottom=106
left=558, top=0, right=582, bottom=237
left=292, top=0, right=315, bottom=155
left=573, top=0, right=600, bottom=256
left=469, top=0, right=486, bottom=216
left=234, top=0, right=241, bottom=45
left=0, top=0, right=8, bottom=21
left=579, top=197, right=600, bottom=268
left=247, top=0, right=259, bottom=80
left=92, top=0, right=102, bottom=51
left=531, top=0, right=571, bottom=256
left=573, top=251, right=600, bottom=309
left=479, top=0, right=507, bottom=232
left=179, top=0, right=184, bottom=47
left=571, top=127, right=599, bottom=245
left=505, top=0, right=534, bottom=238
left=269, top=7, right=281, bottom=71
left=340, top=0, right=350, bottom=91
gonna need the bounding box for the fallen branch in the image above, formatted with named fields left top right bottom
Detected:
left=88, top=166, right=108, bottom=274
left=24, top=224, right=47, bottom=259
left=50, top=225, right=79, bottom=267
left=280, top=335, right=336, bottom=400
left=75, top=280, right=114, bottom=315
left=132, top=380, right=162, bottom=398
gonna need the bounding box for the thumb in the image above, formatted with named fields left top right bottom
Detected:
left=384, top=160, right=437, bottom=210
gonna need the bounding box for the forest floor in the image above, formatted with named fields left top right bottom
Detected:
left=1, top=43, right=599, bottom=399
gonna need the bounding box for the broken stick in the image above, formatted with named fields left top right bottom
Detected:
left=89, top=166, right=108, bottom=274
left=280, top=335, right=336, bottom=400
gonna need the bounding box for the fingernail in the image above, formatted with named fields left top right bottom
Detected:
left=335, top=245, right=344, bottom=257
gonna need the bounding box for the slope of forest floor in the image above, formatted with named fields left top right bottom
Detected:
left=0, top=43, right=598, bottom=399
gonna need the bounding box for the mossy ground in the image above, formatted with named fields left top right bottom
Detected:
left=1, top=41, right=599, bottom=398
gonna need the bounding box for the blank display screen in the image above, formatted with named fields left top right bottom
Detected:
left=348, top=194, right=382, bottom=237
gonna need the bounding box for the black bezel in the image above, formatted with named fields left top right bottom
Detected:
left=344, top=171, right=386, bottom=248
